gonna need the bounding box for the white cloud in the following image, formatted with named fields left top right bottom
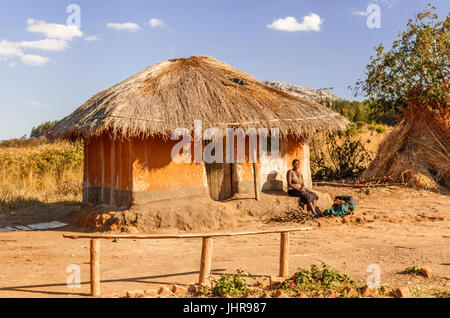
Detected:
left=0, top=19, right=82, bottom=66
left=9, top=62, right=16, bottom=67
left=0, top=38, right=68, bottom=60
left=18, top=38, right=68, bottom=51
left=26, top=19, right=82, bottom=41
left=21, top=54, right=50, bottom=66
left=107, top=22, right=141, bottom=32
left=0, top=40, right=24, bottom=58
left=85, top=35, right=102, bottom=42
left=267, top=13, right=323, bottom=32
left=28, top=101, right=48, bottom=106
left=149, top=18, right=164, bottom=28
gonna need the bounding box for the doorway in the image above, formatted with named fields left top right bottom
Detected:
left=205, top=140, right=233, bottom=201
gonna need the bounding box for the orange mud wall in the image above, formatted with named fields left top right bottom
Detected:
left=130, top=136, right=207, bottom=204
left=83, top=134, right=133, bottom=207
left=83, top=134, right=311, bottom=207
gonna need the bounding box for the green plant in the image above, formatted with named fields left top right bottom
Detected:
left=281, top=263, right=356, bottom=296
left=368, top=124, right=387, bottom=134
left=311, top=130, right=373, bottom=180
left=404, top=265, right=421, bottom=274
left=211, top=270, right=252, bottom=297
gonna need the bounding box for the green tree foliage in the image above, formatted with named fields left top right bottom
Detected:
left=355, top=4, right=449, bottom=114
left=30, top=120, right=59, bottom=138
left=322, top=99, right=397, bottom=125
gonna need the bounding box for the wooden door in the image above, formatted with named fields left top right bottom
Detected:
left=205, top=141, right=233, bottom=201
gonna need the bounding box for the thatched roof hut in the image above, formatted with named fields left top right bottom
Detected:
left=50, top=56, right=348, bottom=208
left=50, top=56, right=348, bottom=140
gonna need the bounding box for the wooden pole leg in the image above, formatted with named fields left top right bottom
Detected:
left=253, top=162, right=261, bottom=201
left=199, top=237, right=214, bottom=286
left=90, top=239, right=100, bottom=297
left=279, top=232, right=289, bottom=277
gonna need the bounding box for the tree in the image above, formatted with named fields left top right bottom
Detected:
left=30, top=121, right=59, bottom=138
left=356, top=4, right=449, bottom=115
left=358, top=5, right=450, bottom=190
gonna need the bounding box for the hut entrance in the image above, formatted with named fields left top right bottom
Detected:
left=205, top=162, right=233, bottom=201
left=205, top=140, right=233, bottom=201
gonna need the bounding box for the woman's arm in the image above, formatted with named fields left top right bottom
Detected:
left=299, top=172, right=306, bottom=192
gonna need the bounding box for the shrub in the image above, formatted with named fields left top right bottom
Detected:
left=281, top=263, right=356, bottom=296
left=368, top=124, right=387, bottom=134
left=211, top=270, right=252, bottom=297
left=311, top=130, right=373, bottom=180
left=404, top=265, right=421, bottom=274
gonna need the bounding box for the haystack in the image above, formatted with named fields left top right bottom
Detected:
left=362, top=94, right=450, bottom=190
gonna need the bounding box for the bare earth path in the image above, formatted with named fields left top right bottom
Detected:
left=0, top=187, right=449, bottom=298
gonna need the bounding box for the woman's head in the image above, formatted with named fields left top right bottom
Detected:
left=292, top=159, right=300, bottom=170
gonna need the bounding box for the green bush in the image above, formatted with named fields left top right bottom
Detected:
left=212, top=270, right=252, bottom=297
left=311, top=130, right=373, bottom=180
left=281, top=263, right=356, bottom=295
left=404, top=265, right=421, bottom=274
left=367, top=124, right=387, bottom=134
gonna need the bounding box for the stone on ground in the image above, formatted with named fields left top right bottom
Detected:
left=187, top=284, right=198, bottom=294
left=419, top=266, right=433, bottom=279
left=171, top=285, right=188, bottom=296
left=396, top=287, right=412, bottom=298
left=158, top=286, right=174, bottom=297
left=361, top=285, right=377, bottom=297
left=126, top=290, right=146, bottom=298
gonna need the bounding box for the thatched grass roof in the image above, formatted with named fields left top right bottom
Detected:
left=50, top=56, right=349, bottom=139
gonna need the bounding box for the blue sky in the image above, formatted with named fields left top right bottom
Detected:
left=0, top=0, right=448, bottom=140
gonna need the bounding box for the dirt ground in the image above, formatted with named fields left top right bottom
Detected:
left=0, top=186, right=449, bottom=298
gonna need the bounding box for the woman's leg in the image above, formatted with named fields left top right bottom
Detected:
left=312, top=199, right=318, bottom=213
left=307, top=199, right=321, bottom=215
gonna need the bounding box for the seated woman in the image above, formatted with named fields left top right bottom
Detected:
left=286, top=159, right=320, bottom=214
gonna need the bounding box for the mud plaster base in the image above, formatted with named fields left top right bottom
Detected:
left=73, top=190, right=333, bottom=233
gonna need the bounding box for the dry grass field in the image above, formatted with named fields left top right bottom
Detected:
left=0, top=140, right=83, bottom=213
